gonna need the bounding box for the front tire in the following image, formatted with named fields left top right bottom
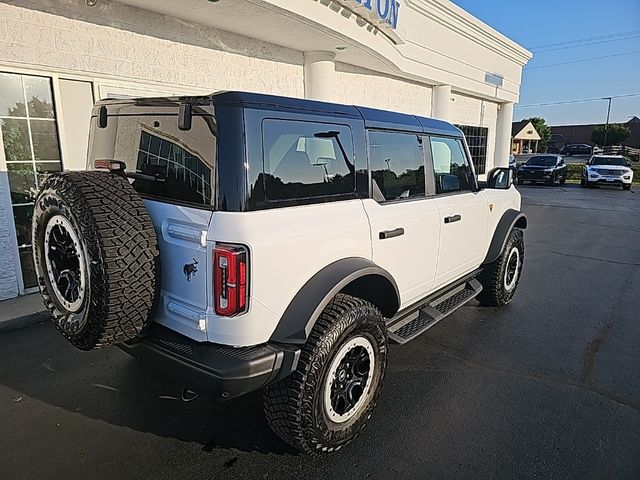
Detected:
left=623, top=184, right=631, bottom=191
left=263, top=294, right=388, bottom=455
left=477, top=228, right=524, bottom=307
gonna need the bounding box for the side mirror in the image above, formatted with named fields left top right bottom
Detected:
left=439, top=174, right=460, bottom=193
left=486, top=167, right=513, bottom=189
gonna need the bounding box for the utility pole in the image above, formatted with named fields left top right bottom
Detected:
left=603, top=97, right=612, bottom=151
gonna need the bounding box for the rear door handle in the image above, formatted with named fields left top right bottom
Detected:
left=444, top=214, right=461, bottom=224
left=379, top=227, right=405, bottom=240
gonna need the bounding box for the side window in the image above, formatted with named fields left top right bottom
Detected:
left=262, top=119, right=355, bottom=201
left=430, top=136, right=473, bottom=194
left=369, top=131, right=425, bottom=202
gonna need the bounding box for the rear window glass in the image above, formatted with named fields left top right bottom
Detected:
left=88, top=112, right=216, bottom=207
left=262, top=119, right=355, bottom=201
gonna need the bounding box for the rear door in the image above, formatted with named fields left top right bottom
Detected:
left=362, top=130, right=440, bottom=308
left=428, top=135, right=488, bottom=289
left=87, top=104, right=217, bottom=340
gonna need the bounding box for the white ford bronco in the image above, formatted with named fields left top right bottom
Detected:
left=32, top=92, right=526, bottom=454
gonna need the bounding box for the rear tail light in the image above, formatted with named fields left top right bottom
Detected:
left=213, top=244, right=248, bottom=316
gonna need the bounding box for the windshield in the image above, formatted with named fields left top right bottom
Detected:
left=591, top=157, right=627, bottom=166
left=526, top=156, right=557, bottom=167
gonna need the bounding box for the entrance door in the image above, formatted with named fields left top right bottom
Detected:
left=428, top=135, right=488, bottom=289
left=0, top=72, right=63, bottom=293
left=362, top=130, right=440, bottom=309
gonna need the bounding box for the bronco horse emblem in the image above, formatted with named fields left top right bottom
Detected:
left=183, top=258, right=199, bottom=282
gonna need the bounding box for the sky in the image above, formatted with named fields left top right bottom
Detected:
left=450, top=0, right=640, bottom=126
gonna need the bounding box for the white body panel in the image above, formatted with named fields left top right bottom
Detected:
left=432, top=191, right=489, bottom=289
left=362, top=198, right=440, bottom=309
left=205, top=199, right=372, bottom=346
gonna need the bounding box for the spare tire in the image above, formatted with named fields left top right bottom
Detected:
left=32, top=171, right=159, bottom=350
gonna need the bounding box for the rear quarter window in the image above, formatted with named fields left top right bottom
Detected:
left=261, top=119, right=355, bottom=201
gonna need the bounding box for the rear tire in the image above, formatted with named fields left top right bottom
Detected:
left=263, top=294, right=387, bottom=455
left=32, top=172, right=159, bottom=350
left=477, top=228, right=524, bottom=307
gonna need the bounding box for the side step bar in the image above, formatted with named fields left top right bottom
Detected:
left=386, top=277, right=483, bottom=345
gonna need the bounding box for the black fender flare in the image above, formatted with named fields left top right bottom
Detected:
left=483, top=209, right=528, bottom=265
left=269, top=257, right=400, bottom=345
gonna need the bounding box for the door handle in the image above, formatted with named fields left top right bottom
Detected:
left=379, top=227, right=405, bottom=240
left=444, top=214, right=462, bottom=224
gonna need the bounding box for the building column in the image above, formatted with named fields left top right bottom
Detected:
left=494, top=102, right=515, bottom=168
left=304, top=51, right=336, bottom=102
left=432, top=85, right=452, bottom=121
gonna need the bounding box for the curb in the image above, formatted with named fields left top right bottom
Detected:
left=0, top=312, right=49, bottom=333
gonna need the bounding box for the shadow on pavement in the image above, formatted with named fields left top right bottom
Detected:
left=0, top=322, right=297, bottom=456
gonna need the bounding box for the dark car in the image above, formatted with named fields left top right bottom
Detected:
left=561, top=144, right=592, bottom=156
left=517, top=155, right=567, bottom=186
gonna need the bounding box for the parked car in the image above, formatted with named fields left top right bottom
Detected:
left=561, top=143, right=592, bottom=156
left=582, top=155, right=633, bottom=190
left=517, top=154, right=567, bottom=186
left=31, top=91, right=527, bottom=455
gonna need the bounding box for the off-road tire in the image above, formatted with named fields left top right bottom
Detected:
left=477, top=228, right=524, bottom=307
left=263, top=294, right=387, bottom=455
left=32, top=172, right=159, bottom=350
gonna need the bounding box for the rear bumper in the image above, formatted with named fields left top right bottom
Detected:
left=119, top=323, right=300, bottom=400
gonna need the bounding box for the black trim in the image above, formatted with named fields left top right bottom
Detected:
left=270, top=257, right=400, bottom=344
left=483, top=209, right=527, bottom=265
left=119, top=323, right=300, bottom=400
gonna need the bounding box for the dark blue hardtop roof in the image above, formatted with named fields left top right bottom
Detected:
left=213, top=91, right=462, bottom=137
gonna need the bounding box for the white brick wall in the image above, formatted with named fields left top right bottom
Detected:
left=0, top=0, right=305, bottom=96
left=334, top=62, right=433, bottom=117
left=0, top=172, right=19, bottom=301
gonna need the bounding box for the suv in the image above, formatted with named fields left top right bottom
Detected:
left=582, top=155, right=634, bottom=190
left=31, top=92, right=527, bottom=455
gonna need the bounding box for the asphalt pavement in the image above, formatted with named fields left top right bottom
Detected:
left=1, top=184, right=639, bottom=480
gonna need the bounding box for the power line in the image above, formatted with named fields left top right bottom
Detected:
left=534, top=33, right=640, bottom=53
left=529, top=29, right=640, bottom=51
left=526, top=50, right=640, bottom=70
left=515, top=93, right=640, bottom=109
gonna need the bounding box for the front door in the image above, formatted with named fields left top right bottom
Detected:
left=428, top=135, right=488, bottom=289
left=362, top=130, right=440, bottom=309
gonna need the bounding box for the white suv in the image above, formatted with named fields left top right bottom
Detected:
left=582, top=155, right=633, bottom=190
left=31, top=92, right=527, bottom=455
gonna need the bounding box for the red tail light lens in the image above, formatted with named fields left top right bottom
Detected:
left=213, top=244, right=248, bottom=316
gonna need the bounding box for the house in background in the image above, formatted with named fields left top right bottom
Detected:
left=511, top=120, right=541, bottom=154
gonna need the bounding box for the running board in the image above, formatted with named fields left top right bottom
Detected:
left=387, top=277, right=483, bottom=345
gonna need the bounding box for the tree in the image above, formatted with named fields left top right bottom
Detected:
left=523, top=117, right=551, bottom=152
left=591, top=124, right=631, bottom=146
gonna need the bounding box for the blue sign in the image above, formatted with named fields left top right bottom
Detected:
left=355, top=0, right=400, bottom=29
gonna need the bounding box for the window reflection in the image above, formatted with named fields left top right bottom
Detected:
left=369, top=131, right=425, bottom=201
left=134, top=131, right=213, bottom=205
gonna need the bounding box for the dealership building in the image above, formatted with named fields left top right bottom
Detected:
left=0, top=0, right=531, bottom=300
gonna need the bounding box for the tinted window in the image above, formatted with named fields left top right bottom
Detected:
left=262, top=119, right=355, bottom=201
left=591, top=156, right=627, bottom=166
left=526, top=156, right=557, bottom=167
left=369, top=131, right=424, bottom=201
left=430, top=136, right=473, bottom=194
left=88, top=111, right=217, bottom=207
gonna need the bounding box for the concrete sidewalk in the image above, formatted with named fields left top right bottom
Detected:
left=0, top=293, right=48, bottom=332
